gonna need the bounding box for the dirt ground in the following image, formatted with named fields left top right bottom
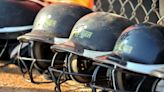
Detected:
left=0, top=61, right=92, bottom=92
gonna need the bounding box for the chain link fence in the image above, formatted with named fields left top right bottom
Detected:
left=94, top=0, right=164, bottom=25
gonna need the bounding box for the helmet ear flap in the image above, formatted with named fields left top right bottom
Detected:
left=67, top=53, right=96, bottom=83
left=32, top=41, right=53, bottom=72
left=32, top=41, right=68, bottom=72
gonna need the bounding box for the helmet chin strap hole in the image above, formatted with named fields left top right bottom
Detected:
left=82, top=67, right=85, bottom=70
left=68, top=54, right=95, bottom=83
left=81, top=63, right=84, bottom=67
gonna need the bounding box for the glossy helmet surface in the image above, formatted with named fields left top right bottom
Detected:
left=69, top=13, right=134, bottom=51
left=0, top=0, right=42, bottom=39
left=113, top=23, right=164, bottom=64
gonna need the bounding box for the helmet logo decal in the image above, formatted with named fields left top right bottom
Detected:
left=36, top=15, right=56, bottom=29
left=74, top=30, right=93, bottom=39
left=70, top=25, right=93, bottom=39
left=114, top=40, right=133, bottom=54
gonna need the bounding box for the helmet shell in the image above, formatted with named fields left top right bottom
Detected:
left=113, top=23, right=164, bottom=64
left=0, top=0, right=42, bottom=39
left=0, top=0, right=42, bottom=27
left=69, top=12, right=134, bottom=51
left=19, top=3, right=93, bottom=43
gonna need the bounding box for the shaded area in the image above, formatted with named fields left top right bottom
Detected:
left=0, top=61, right=92, bottom=92
left=0, top=61, right=21, bottom=75
left=0, top=61, right=54, bottom=92
left=0, top=87, right=52, bottom=92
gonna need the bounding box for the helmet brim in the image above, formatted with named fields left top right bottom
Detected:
left=51, top=40, right=77, bottom=53
left=18, top=32, right=68, bottom=45
left=94, top=53, right=164, bottom=79
left=17, top=32, right=54, bottom=44
left=51, top=40, right=112, bottom=59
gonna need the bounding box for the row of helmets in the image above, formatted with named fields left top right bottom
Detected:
left=8, top=0, right=164, bottom=92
